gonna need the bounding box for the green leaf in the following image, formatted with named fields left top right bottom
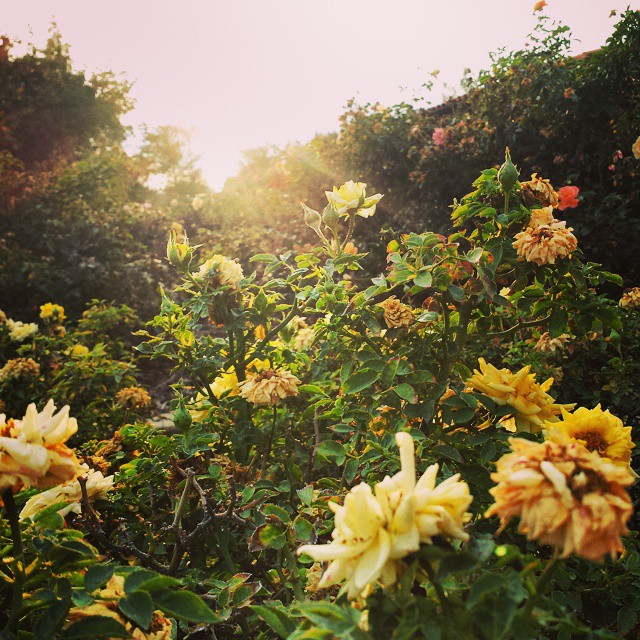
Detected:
left=249, top=523, right=286, bottom=551
left=448, top=285, right=466, bottom=301
left=393, top=383, right=418, bottom=404
left=35, top=599, right=70, bottom=640
left=317, top=441, right=346, bottom=465
left=466, top=573, right=505, bottom=609
left=251, top=604, right=297, bottom=638
left=124, top=569, right=181, bottom=594
left=434, top=444, right=464, bottom=463
left=548, top=307, right=568, bottom=338
left=262, top=503, right=291, bottom=523
left=296, top=485, right=314, bottom=506
left=342, top=369, right=378, bottom=394
left=293, top=516, right=314, bottom=542
left=298, top=384, right=327, bottom=395
left=414, top=270, right=433, bottom=288
left=62, top=616, right=129, bottom=639
left=152, top=589, right=217, bottom=623
left=466, top=247, right=484, bottom=263
left=119, top=590, right=154, bottom=630
left=84, top=565, right=115, bottom=593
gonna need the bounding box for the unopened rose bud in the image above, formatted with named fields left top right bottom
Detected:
left=166, top=230, right=192, bottom=271
left=302, top=204, right=323, bottom=234
left=498, top=147, right=519, bottom=193
left=321, top=203, right=340, bottom=230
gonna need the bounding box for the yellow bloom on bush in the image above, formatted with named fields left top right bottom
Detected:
left=513, top=206, right=578, bottom=266
left=6, top=319, right=38, bottom=342
left=197, top=254, right=244, bottom=290
left=534, top=331, right=571, bottom=353
left=39, top=303, right=66, bottom=323
left=19, top=466, right=114, bottom=520
left=68, top=574, right=173, bottom=639
left=325, top=180, right=383, bottom=218
left=632, top=135, right=640, bottom=160
left=467, top=358, right=573, bottom=433
left=619, top=287, right=640, bottom=309
left=378, top=296, right=414, bottom=328
left=546, top=405, right=634, bottom=467
left=67, top=344, right=90, bottom=357
left=0, top=400, right=83, bottom=493
left=298, top=433, right=472, bottom=599
left=0, top=357, right=40, bottom=381
left=238, top=367, right=301, bottom=406
left=486, top=437, right=633, bottom=562
left=116, top=386, right=151, bottom=410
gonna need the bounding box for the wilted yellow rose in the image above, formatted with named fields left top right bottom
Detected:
left=238, top=367, right=301, bottom=406
left=6, top=319, right=38, bottom=342
left=20, top=466, right=114, bottom=520
left=378, top=296, right=414, bottom=328
left=486, top=437, right=633, bottom=562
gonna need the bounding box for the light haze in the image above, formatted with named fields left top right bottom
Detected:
left=3, top=0, right=637, bottom=189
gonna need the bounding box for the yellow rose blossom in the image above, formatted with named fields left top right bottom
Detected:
left=19, top=466, right=114, bottom=520
left=546, top=405, right=634, bottom=467
left=238, top=367, right=301, bottom=406
left=521, top=174, right=559, bottom=208
left=68, top=575, right=173, bottom=640
left=298, top=433, right=472, bottom=599
left=68, top=344, right=89, bottom=357
left=197, top=254, right=244, bottom=290
left=293, top=325, right=315, bottom=351
left=467, top=358, right=574, bottom=433
left=619, top=287, right=640, bottom=309
left=6, top=319, right=38, bottom=342
left=0, top=400, right=84, bottom=493
left=378, top=296, right=414, bottom=329
left=486, top=437, right=633, bottom=562
left=632, top=135, right=640, bottom=160
left=325, top=180, right=383, bottom=218
left=39, top=303, right=66, bottom=323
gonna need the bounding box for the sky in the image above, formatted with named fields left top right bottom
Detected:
left=3, top=0, right=638, bottom=189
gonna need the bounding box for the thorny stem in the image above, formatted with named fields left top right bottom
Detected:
left=341, top=214, right=356, bottom=250
left=284, top=544, right=305, bottom=601
left=521, top=551, right=561, bottom=621
left=423, top=561, right=448, bottom=613
left=260, top=406, right=279, bottom=476
left=2, top=489, right=24, bottom=633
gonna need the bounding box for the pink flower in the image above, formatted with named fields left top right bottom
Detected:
left=432, top=128, right=446, bottom=146
left=557, top=186, right=579, bottom=211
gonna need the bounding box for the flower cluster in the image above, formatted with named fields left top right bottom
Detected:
left=467, top=358, right=573, bottom=433
left=378, top=296, right=414, bottom=328
left=619, top=287, right=640, bottom=309
left=0, top=357, right=40, bottom=381
left=298, top=433, right=472, bottom=599
left=0, top=400, right=83, bottom=492
left=39, top=302, right=66, bottom=323
left=116, top=386, right=151, bottom=410
left=197, top=254, right=244, bottom=289
left=513, top=206, right=578, bottom=266
left=238, top=367, right=301, bottom=406
left=486, top=437, right=633, bottom=562
left=5, top=319, right=38, bottom=342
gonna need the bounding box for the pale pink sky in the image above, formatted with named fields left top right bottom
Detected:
left=3, top=1, right=637, bottom=189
